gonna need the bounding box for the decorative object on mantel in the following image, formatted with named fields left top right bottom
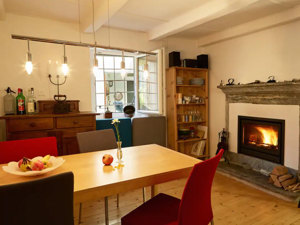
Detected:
left=267, top=75, right=276, bottom=83
left=247, top=80, right=261, bottom=84
left=269, top=166, right=299, bottom=192
left=226, top=78, right=235, bottom=85
left=216, top=128, right=229, bottom=162
left=219, top=80, right=224, bottom=86
left=111, top=119, right=123, bottom=164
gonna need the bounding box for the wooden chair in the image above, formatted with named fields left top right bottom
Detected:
left=0, top=172, right=74, bottom=225
left=0, top=137, right=58, bottom=164
left=121, top=149, right=224, bottom=225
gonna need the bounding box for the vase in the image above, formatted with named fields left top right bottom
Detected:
left=116, top=141, right=123, bottom=163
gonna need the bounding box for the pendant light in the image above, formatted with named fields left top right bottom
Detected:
left=91, top=0, right=99, bottom=77
left=120, top=50, right=126, bottom=79
left=143, top=54, right=149, bottom=79
left=93, top=46, right=99, bottom=76
left=25, top=40, right=33, bottom=75
left=61, top=44, right=69, bottom=76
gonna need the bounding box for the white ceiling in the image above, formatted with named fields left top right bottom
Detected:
left=173, top=0, right=300, bottom=39
left=3, top=0, right=300, bottom=39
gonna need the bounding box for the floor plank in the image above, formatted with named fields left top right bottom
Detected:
left=75, top=172, right=300, bottom=225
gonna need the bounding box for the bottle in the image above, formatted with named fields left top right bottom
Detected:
left=4, top=87, right=16, bottom=115
left=16, top=88, right=26, bottom=115
left=27, top=88, right=36, bottom=114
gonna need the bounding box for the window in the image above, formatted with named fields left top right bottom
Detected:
left=137, top=55, right=159, bottom=112
left=93, top=49, right=163, bottom=115
left=95, top=55, right=135, bottom=113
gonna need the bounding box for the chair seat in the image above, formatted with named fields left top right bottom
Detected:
left=121, top=193, right=180, bottom=225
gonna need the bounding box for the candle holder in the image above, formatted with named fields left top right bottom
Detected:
left=48, top=74, right=69, bottom=114
left=48, top=74, right=67, bottom=101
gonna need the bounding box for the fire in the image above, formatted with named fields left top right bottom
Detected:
left=255, top=126, right=278, bottom=146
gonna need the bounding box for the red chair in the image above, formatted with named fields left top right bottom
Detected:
left=0, top=137, right=58, bottom=164
left=121, top=149, right=224, bottom=225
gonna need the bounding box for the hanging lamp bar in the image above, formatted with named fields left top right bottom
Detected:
left=11, top=34, right=157, bottom=55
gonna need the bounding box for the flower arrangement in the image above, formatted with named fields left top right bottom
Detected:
left=111, top=119, right=121, bottom=142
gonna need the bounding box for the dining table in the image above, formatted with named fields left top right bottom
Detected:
left=0, top=144, right=201, bottom=225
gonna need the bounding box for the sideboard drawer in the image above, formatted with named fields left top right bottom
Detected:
left=56, top=116, right=94, bottom=129
left=7, top=118, right=54, bottom=132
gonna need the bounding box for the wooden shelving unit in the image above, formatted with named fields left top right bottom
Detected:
left=166, top=67, right=209, bottom=159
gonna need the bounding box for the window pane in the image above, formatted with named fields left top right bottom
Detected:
left=104, top=56, right=114, bottom=69
left=115, top=70, right=124, bottom=80
left=149, top=72, right=157, bottom=83
left=126, top=81, right=134, bottom=92
left=127, top=92, right=134, bottom=105
left=149, top=61, right=156, bottom=73
left=114, top=57, right=122, bottom=69
left=96, top=81, right=105, bottom=93
left=95, top=69, right=104, bottom=81
left=106, top=81, right=114, bottom=93
left=115, top=81, right=125, bottom=92
left=96, top=94, right=105, bottom=106
left=125, top=57, right=134, bottom=69
left=139, top=82, right=147, bottom=92
left=149, top=83, right=157, bottom=94
left=96, top=56, right=104, bottom=68
left=126, top=71, right=134, bottom=81
left=105, top=70, right=114, bottom=80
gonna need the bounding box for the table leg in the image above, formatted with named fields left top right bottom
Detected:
left=151, top=185, right=158, bottom=198
left=105, top=196, right=109, bottom=225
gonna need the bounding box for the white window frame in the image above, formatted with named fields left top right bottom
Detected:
left=135, top=49, right=164, bottom=115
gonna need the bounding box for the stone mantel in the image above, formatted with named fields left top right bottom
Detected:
left=218, top=81, right=300, bottom=105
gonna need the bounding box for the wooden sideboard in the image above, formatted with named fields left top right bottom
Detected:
left=0, top=112, right=99, bottom=155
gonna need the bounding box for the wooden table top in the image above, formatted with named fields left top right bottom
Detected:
left=0, top=144, right=200, bottom=203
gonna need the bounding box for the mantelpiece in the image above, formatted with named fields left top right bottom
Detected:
left=218, top=81, right=300, bottom=105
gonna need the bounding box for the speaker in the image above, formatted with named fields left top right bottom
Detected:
left=169, top=51, right=181, bottom=67
left=197, top=54, right=208, bottom=68
left=183, top=59, right=198, bottom=68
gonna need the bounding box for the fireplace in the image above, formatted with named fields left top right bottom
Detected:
left=238, top=116, right=285, bottom=164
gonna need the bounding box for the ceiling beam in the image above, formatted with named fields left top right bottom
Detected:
left=81, top=0, right=128, bottom=33
left=197, top=4, right=300, bottom=47
left=148, top=0, right=262, bottom=41
left=0, top=0, right=6, bottom=20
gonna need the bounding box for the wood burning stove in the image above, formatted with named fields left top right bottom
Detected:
left=238, top=116, right=285, bottom=164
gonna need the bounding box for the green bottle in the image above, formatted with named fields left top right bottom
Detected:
left=16, top=88, right=26, bottom=115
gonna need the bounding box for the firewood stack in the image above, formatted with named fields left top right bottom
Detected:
left=269, top=166, right=300, bottom=192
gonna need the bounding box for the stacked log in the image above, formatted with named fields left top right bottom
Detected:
left=269, top=166, right=300, bottom=192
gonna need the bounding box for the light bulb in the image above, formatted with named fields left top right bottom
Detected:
left=93, top=53, right=99, bottom=77
left=25, top=61, right=33, bottom=75
left=93, top=66, right=99, bottom=77
left=120, top=60, right=126, bottom=79
left=143, top=63, right=149, bottom=79
left=25, top=51, right=33, bottom=75
left=62, top=63, right=69, bottom=76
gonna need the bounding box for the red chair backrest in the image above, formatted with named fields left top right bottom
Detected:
left=177, top=149, right=224, bottom=225
left=0, top=137, right=58, bottom=164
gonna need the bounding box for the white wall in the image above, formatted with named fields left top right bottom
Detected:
left=0, top=13, right=198, bottom=141
left=202, top=19, right=300, bottom=157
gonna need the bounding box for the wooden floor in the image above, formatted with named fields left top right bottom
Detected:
left=75, top=172, right=300, bottom=225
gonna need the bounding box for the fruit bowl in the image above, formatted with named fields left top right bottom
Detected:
left=2, top=156, right=65, bottom=176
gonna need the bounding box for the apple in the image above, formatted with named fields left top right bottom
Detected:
left=102, top=154, right=113, bottom=165
left=31, top=160, right=45, bottom=171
